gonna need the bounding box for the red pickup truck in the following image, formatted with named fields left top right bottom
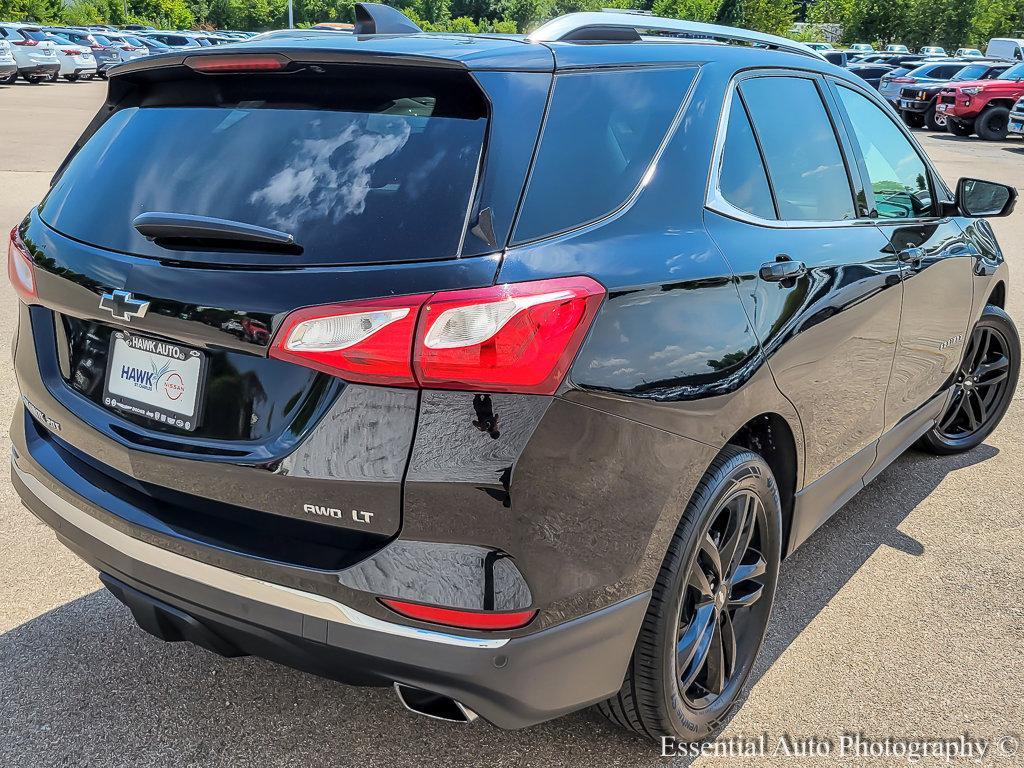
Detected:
left=937, top=61, right=1024, bottom=139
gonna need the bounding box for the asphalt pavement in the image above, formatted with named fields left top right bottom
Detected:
left=1, top=78, right=1022, bottom=767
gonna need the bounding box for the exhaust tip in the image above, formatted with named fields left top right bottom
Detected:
left=394, top=683, right=478, bottom=724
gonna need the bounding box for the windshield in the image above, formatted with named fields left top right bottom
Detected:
left=92, top=35, right=112, bottom=45
left=998, top=63, right=1024, bottom=80
left=954, top=65, right=989, bottom=80
left=45, top=34, right=73, bottom=45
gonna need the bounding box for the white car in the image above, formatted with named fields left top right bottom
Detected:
left=806, top=42, right=834, bottom=52
left=885, top=44, right=911, bottom=53
left=985, top=38, right=1024, bottom=60
left=101, top=33, right=150, bottom=62
left=849, top=43, right=874, bottom=53
left=0, top=39, right=18, bottom=85
left=956, top=48, right=984, bottom=57
left=0, top=23, right=59, bottom=83
left=40, top=32, right=96, bottom=81
left=920, top=46, right=947, bottom=56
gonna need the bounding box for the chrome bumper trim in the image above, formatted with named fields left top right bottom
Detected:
left=14, top=458, right=508, bottom=649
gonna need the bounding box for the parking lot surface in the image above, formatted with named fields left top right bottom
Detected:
left=1, top=79, right=1023, bottom=767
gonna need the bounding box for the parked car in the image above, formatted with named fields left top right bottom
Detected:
left=879, top=60, right=970, bottom=107
left=899, top=61, right=1010, bottom=130
left=45, top=28, right=122, bottom=78
left=0, top=23, right=59, bottom=83
left=956, top=48, right=984, bottom=58
left=1010, top=95, right=1024, bottom=136
left=37, top=31, right=97, bottom=81
left=985, top=38, right=1024, bottom=61
left=101, top=32, right=150, bottom=61
left=823, top=50, right=848, bottom=67
left=847, top=62, right=896, bottom=89
left=139, top=31, right=203, bottom=49
left=852, top=53, right=925, bottom=68
left=849, top=42, right=874, bottom=53
left=0, top=39, right=18, bottom=85
left=885, top=44, right=911, bottom=53
left=920, top=46, right=947, bottom=56
left=806, top=42, right=834, bottom=51
left=9, top=7, right=1019, bottom=744
left=938, top=60, right=1024, bottom=138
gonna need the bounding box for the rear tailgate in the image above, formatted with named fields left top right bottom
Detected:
left=16, top=45, right=551, bottom=557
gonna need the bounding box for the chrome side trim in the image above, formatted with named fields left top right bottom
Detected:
left=13, top=459, right=508, bottom=649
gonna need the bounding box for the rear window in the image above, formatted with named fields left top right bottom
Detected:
left=22, top=29, right=47, bottom=41
left=41, top=70, right=488, bottom=266
left=93, top=35, right=113, bottom=45
left=512, top=67, right=695, bottom=244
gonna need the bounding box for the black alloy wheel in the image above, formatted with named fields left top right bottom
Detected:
left=919, top=304, right=1019, bottom=454
left=598, top=446, right=781, bottom=741
left=676, top=489, right=769, bottom=710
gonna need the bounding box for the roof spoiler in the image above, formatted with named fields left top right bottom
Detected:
left=353, top=2, right=423, bottom=35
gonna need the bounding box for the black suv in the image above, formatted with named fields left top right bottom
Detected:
left=9, top=6, right=1020, bottom=743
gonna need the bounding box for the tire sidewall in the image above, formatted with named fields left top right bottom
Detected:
left=658, top=452, right=782, bottom=740
left=978, top=107, right=1010, bottom=140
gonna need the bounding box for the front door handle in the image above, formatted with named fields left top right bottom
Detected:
left=759, top=259, right=807, bottom=282
left=898, top=246, right=925, bottom=267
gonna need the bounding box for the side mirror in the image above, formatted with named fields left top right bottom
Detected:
left=955, top=178, right=1017, bottom=217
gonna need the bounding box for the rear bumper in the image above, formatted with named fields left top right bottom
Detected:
left=11, top=437, right=649, bottom=729
left=1009, top=112, right=1024, bottom=135
left=19, top=63, right=59, bottom=76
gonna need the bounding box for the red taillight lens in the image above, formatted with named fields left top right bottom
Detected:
left=270, top=294, right=430, bottom=387
left=379, top=598, right=536, bottom=631
left=186, top=54, right=286, bottom=72
left=892, top=77, right=915, bottom=83
left=90, top=44, right=104, bottom=50
left=12, top=39, right=37, bottom=46
left=415, top=276, right=605, bottom=394
left=61, top=48, right=77, bottom=55
left=8, top=227, right=36, bottom=302
left=269, top=277, right=606, bottom=393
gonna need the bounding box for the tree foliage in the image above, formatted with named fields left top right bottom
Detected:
left=1, top=0, right=1020, bottom=48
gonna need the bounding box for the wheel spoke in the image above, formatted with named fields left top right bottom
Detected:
left=678, top=603, right=716, bottom=688
left=720, top=610, right=737, bottom=678
left=975, top=355, right=1009, bottom=383
left=699, top=532, right=724, bottom=581
left=702, top=616, right=727, bottom=695
left=719, top=494, right=757, bottom=581
left=687, top=562, right=714, bottom=599
left=964, top=390, right=983, bottom=430
left=939, top=389, right=966, bottom=432
left=727, top=581, right=765, bottom=609
left=731, top=552, right=767, bottom=585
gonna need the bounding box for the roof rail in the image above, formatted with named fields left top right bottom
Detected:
left=527, top=12, right=825, bottom=60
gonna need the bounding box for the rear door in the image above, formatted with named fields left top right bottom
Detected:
left=829, top=80, right=976, bottom=437
left=704, top=71, right=903, bottom=501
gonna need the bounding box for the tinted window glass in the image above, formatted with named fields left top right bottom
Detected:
left=42, top=74, right=487, bottom=266
left=22, top=29, right=47, bottom=41
left=92, top=35, right=112, bottom=45
left=836, top=86, right=933, bottom=219
left=740, top=77, right=856, bottom=221
left=997, top=62, right=1024, bottom=79
left=513, top=67, right=695, bottom=243
left=953, top=64, right=990, bottom=80
left=719, top=96, right=776, bottom=220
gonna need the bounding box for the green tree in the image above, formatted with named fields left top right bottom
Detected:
left=715, top=0, right=741, bottom=24
left=847, top=0, right=911, bottom=46
left=970, top=0, right=1024, bottom=46
left=652, top=0, right=720, bottom=22
left=740, top=0, right=794, bottom=34
left=806, top=0, right=854, bottom=29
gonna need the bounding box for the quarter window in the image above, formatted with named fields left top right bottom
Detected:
left=740, top=76, right=857, bottom=222
left=718, top=95, right=776, bottom=220
left=835, top=86, right=933, bottom=219
left=513, top=67, right=695, bottom=244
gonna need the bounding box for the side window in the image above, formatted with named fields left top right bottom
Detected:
left=512, top=67, right=695, bottom=244
left=740, top=76, right=856, bottom=222
left=835, top=85, right=933, bottom=219
left=718, top=94, right=776, bottom=220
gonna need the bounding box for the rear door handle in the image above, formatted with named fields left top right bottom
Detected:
left=898, top=246, right=925, bottom=267
left=759, top=259, right=807, bottom=282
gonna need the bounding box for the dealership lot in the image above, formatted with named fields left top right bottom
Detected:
left=1, top=78, right=1023, bottom=766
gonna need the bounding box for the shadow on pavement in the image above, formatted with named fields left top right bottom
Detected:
left=0, top=445, right=998, bottom=767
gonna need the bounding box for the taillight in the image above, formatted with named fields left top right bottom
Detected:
left=415, top=277, right=605, bottom=394
left=892, top=77, right=915, bottom=83
left=270, top=294, right=429, bottom=387
left=269, top=276, right=606, bottom=394
left=7, top=227, right=36, bottom=302
left=61, top=48, right=77, bottom=55
left=90, top=44, right=104, bottom=50
left=12, top=39, right=37, bottom=46
left=379, top=598, right=536, bottom=631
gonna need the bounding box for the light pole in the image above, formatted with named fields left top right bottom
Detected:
left=288, top=0, right=294, bottom=28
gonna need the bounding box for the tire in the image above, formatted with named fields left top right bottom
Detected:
left=925, top=106, right=946, bottom=131
left=947, top=119, right=974, bottom=137
left=1, top=72, right=15, bottom=85
left=917, top=305, right=1019, bottom=455
left=98, top=72, right=108, bottom=80
left=976, top=106, right=1011, bottom=141
left=902, top=111, right=925, bottom=129
left=65, top=74, right=79, bottom=82
left=597, top=446, right=782, bottom=742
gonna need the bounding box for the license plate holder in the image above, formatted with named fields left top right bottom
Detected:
left=103, top=331, right=207, bottom=431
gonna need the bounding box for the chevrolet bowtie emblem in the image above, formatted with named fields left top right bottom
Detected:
left=99, top=290, right=150, bottom=322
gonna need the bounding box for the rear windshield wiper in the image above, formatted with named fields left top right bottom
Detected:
left=133, top=212, right=299, bottom=253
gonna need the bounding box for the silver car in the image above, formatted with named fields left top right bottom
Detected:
left=0, top=39, right=18, bottom=85
left=38, top=31, right=97, bottom=81
left=0, top=23, right=59, bottom=83
left=101, top=33, right=149, bottom=62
